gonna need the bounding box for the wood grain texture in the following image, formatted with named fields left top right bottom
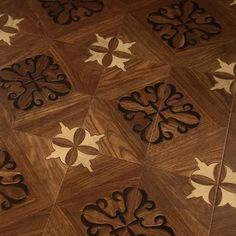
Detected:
left=0, top=0, right=235, bottom=235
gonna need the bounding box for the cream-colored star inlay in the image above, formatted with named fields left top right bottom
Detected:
left=188, top=158, right=236, bottom=208
left=0, top=14, right=23, bottom=45
left=211, top=59, right=236, bottom=94
left=46, top=123, right=104, bottom=171
left=85, top=34, right=135, bottom=71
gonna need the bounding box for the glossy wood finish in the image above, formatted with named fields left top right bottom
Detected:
left=0, top=0, right=236, bottom=235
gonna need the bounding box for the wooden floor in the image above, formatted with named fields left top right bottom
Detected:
left=0, top=0, right=236, bottom=235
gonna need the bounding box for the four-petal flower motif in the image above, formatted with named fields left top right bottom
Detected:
left=81, top=187, right=175, bottom=236
left=0, top=14, right=23, bottom=45
left=188, top=158, right=236, bottom=208
left=47, top=123, right=104, bottom=171
left=85, top=34, right=135, bottom=71
left=118, top=82, right=201, bottom=144
left=0, top=54, right=71, bottom=110
left=147, top=0, right=222, bottom=49
left=210, top=59, right=236, bottom=95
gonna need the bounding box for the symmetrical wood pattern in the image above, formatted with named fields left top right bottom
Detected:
left=0, top=0, right=236, bottom=235
left=81, top=187, right=175, bottom=235
left=85, top=34, right=135, bottom=71
left=0, top=55, right=71, bottom=110
left=188, top=158, right=236, bottom=208
left=147, top=0, right=222, bottom=49
left=118, top=81, right=201, bottom=144
left=47, top=123, right=104, bottom=170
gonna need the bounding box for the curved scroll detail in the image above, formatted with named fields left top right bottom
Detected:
left=147, top=0, right=222, bottom=49
left=118, top=82, right=201, bottom=144
left=0, top=150, right=29, bottom=210
left=0, top=55, right=71, bottom=110
left=81, top=187, right=175, bottom=235
left=39, top=0, right=105, bottom=25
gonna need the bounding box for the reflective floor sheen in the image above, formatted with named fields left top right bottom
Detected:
left=0, top=0, right=236, bottom=235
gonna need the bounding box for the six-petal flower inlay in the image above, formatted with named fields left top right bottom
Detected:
left=81, top=187, right=175, bottom=236
left=118, top=82, right=201, bottom=144
left=47, top=123, right=104, bottom=171
left=147, top=0, right=222, bottom=49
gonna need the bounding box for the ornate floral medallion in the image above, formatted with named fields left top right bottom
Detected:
left=0, top=14, right=23, bottom=45
left=0, top=150, right=29, bottom=210
left=188, top=158, right=236, bottom=208
left=0, top=55, right=71, bottom=110
left=210, top=59, right=236, bottom=95
left=46, top=123, right=104, bottom=171
left=118, top=82, right=201, bottom=144
left=147, top=0, right=222, bottom=49
left=39, top=0, right=105, bottom=25
left=81, top=187, right=175, bottom=236
left=85, top=34, right=135, bottom=71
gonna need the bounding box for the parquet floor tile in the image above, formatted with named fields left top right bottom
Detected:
left=211, top=92, right=236, bottom=236
left=0, top=0, right=236, bottom=235
left=44, top=161, right=143, bottom=235
left=27, top=0, right=124, bottom=39
left=138, top=166, right=211, bottom=236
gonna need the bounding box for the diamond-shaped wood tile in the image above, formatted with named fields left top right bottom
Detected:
left=0, top=0, right=236, bottom=235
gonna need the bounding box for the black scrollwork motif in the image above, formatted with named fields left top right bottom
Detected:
left=81, top=187, right=175, bottom=236
left=0, top=55, right=71, bottom=110
left=118, top=82, right=201, bottom=144
left=0, top=150, right=29, bottom=210
left=147, top=0, right=222, bottom=49
left=39, top=0, right=105, bottom=25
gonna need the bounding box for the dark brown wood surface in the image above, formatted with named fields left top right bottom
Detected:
left=0, top=0, right=235, bottom=235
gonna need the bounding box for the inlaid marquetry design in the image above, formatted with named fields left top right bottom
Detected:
left=47, top=123, right=104, bottom=171
left=188, top=158, right=236, bottom=208
left=118, top=82, right=201, bottom=144
left=39, top=0, right=104, bottom=25
left=85, top=34, right=135, bottom=71
left=0, top=150, right=29, bottom=210
left=230, top=0, right=236, bottom=5
left=0, top=55, right=71, bottom=110
left=147, top=0, right=222, bottom=49
left=211, top=59, right=236, bottom=95
left=81, top=187, right=175, bottom=236
left=0, top=14, right=23, bottom=45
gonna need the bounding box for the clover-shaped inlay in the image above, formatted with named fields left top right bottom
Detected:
left=86, top=34, right=135, bottom=71
left=47, top=123, right=104, bottom=171
left=188, top=158, right=236, bottom=208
